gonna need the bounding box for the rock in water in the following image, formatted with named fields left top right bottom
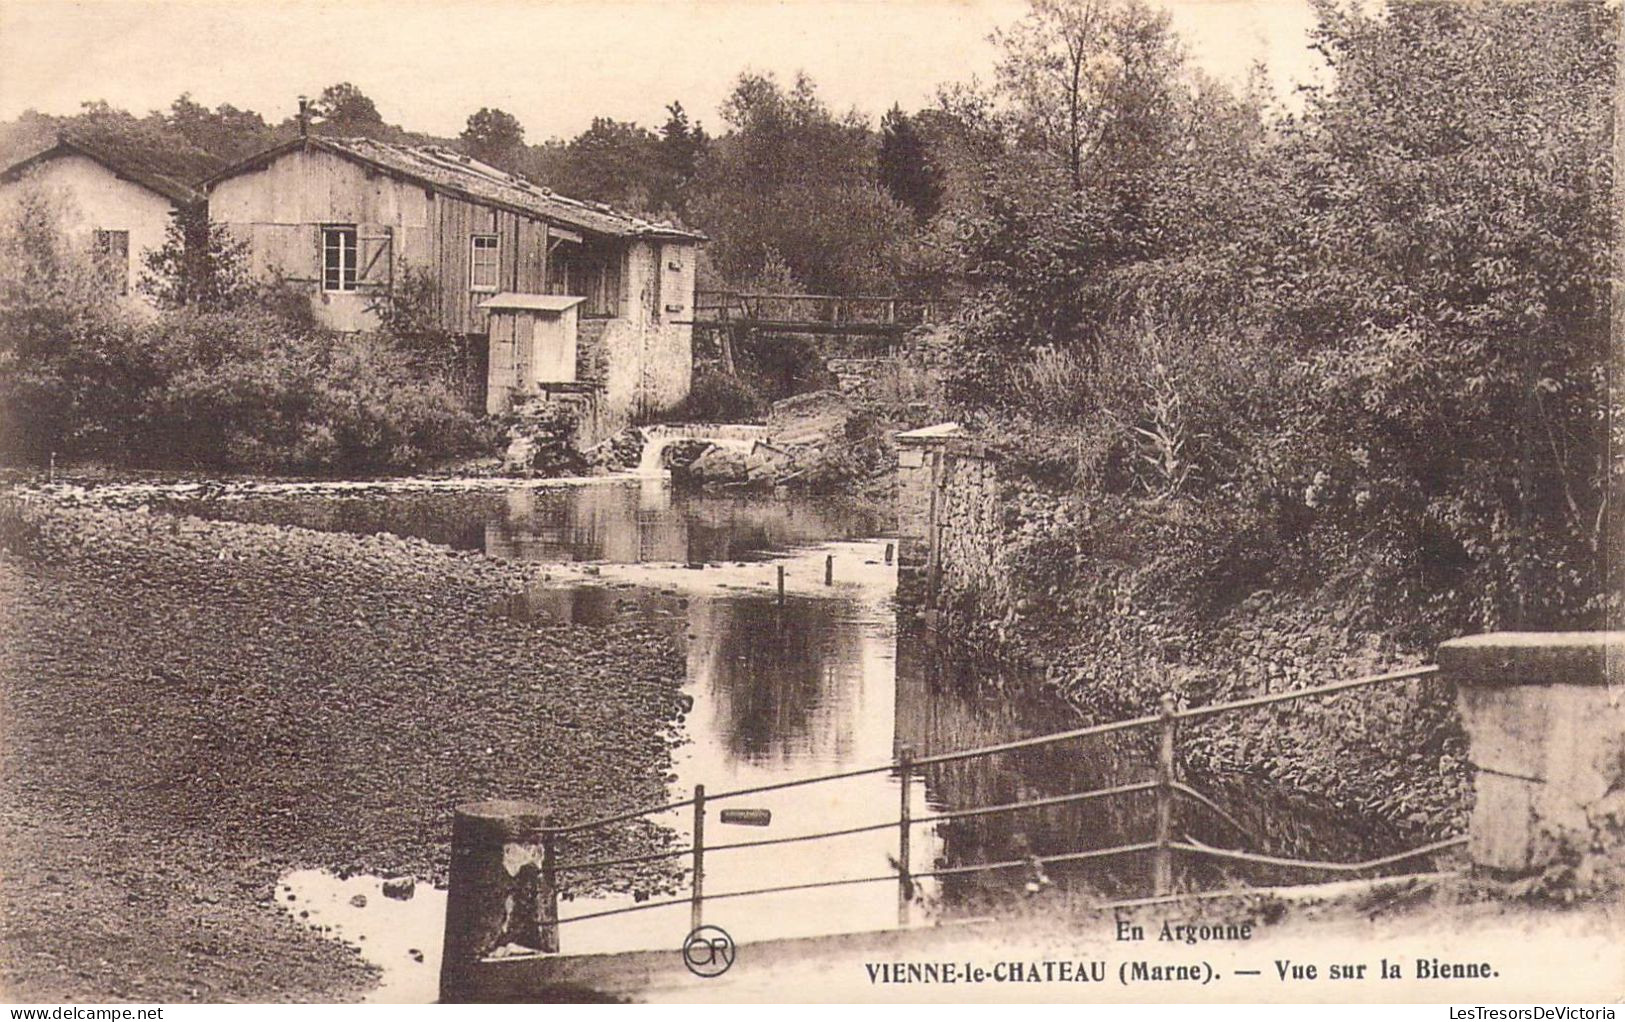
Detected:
left=685, top=445, right=749, bottom=484
left=381, top=876, right=416, bottom=901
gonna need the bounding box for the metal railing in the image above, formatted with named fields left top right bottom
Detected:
left=525, top=662, right=1458, bottom=952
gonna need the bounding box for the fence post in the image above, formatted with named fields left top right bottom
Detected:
left=539, top=816, right=559, bottom=953
left=777, top=564, right=786, bottom=606
left=825, top=554, right=834, bottom=585
left=1152, top=692, right=1178, bottom=897
left=691, top=784, right=706, bottom=932
left=885, top=542, right=894, bottom=565
left=897, top=744, right=914, bottom=926
left=439, top=799, right=548, bottom=1003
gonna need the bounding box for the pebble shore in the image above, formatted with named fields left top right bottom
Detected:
left=0, top=496, right=688, bottom=1002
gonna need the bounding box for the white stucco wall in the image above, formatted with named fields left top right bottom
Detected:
left=596, top=239, right=695, bottom=425
left=0, top=154, right=178, bottom=313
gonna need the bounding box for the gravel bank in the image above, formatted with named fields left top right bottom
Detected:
left=0, top=497, right=688, bottom=1002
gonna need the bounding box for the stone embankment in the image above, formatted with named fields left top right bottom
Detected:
left=0, top=496, right=688, bottom=1002
left=894, top=431, right=1471, bottom=846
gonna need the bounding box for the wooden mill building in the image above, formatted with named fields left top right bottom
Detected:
left=203, top=135, right=703, bottom=423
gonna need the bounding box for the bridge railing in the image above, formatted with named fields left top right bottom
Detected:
left=521, top=663, right=1460, bottom=949
left=693, top=290, right=963, bottom=329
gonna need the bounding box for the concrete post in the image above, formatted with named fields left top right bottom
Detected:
left=439, top=799, right=551, bottom=1003
left=1436, top=632, right=1624, bottom=875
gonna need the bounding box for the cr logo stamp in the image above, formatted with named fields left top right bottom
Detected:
left=681, top=925, right=736, bottom=978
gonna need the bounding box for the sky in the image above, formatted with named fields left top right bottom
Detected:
left=0, top=0, right=1325, bottom=140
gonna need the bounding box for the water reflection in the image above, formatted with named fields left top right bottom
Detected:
left=234, top=479, right=1418, bottom=1000
left=691, top=596, right=866, bottom=765
left=895, top=632, right=1412, bottom=907
left=162, top=478, right=886, bottom=566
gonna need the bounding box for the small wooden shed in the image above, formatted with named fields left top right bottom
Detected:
left=481, top=293, right=585, bottom=414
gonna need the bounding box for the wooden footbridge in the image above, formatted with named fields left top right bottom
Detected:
left=689, top=291, right=962, bottom=338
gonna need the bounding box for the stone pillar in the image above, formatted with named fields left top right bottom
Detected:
left=1436, top=631, right=1625, bottom=875
left=894, top=424, right=962, bottom=604
left=439, top=799, right=552, bottom=1003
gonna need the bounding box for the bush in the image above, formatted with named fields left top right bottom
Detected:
left=149, top=321, right=485, bottom=474
left=1010, top=344, right=1093, bottom=423
left=652, top=372, right=767, bottom=423
left=0, top=187, right=142, bottom=463
left=500, top=401, right=585, bottom=477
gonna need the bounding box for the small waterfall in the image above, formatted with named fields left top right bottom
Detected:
left=633, top=424, right=774, bottom=477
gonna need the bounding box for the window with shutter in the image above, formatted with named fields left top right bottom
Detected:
left=355, top=228, right=393, bottom=291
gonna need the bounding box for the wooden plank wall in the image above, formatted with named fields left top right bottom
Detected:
left=212, top=147, right=561, bottom=337
left=436, top=198, right=554, bottom=334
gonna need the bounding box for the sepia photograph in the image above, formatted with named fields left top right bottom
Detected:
left=0, top=0, right=1619, bottom=1009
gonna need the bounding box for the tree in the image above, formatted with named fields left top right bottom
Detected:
left=691, top=71, right=915, bottom=293
left=1260, top=0, right=1618, bottom=629
left=310, top=82, right=386, bottom=136
left=165, top=93, right=275, bottom=161
left=461, top=107, right=525, bottom=168
left=520, top=117, right=675, bottom=211
left=138, top=204, right=256, bottom=313
left=946, top=0, right=1256, bottom=395
left=654, top=101, right=708, bottom=215
left=878, top=106, right=942, bottom=224
left=991, top=0, right=1183, bottom=193
left=0, top=188, right=139, bottom=461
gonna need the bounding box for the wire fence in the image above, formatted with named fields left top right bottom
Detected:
left=522, top=663, right=1456, bottom=950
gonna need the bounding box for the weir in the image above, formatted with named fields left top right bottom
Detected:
left=633, top=423, right=774, bottom=476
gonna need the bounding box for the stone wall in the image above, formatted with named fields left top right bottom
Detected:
left=894, top=426, right=1007, bottom=609
left=823, top=336, right=950, bottom=404
left=932, top=446, right=1008, bottom=608
left=573, top=239, right=695, bottom=434
left=1439, top=632, right=1625, bottom=880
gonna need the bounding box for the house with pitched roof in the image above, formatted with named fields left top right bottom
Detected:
left=0, top=134, right=219, bottom=310
left=203, top=134, right=704, bottom=422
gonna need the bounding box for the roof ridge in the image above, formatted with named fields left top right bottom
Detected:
left=209, top=135, right=704, bottom=241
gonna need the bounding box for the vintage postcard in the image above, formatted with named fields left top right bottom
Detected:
left=0, top=0, right=1619, bottom=1009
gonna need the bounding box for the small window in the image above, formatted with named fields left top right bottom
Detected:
left=322, top=226, right=357, bottom=292
left=93, top=229, right=129, bottom=295
left=470, top=234, right=500, bottom=292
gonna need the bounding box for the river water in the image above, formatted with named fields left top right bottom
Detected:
left=162, top=476, right=1403, bottom=1001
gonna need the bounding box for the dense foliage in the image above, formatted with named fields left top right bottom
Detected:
left=648, top=371, right=768, bottom=424
left=0, top=193, right=485, bottom=473
left=945, top=0, right=1618, bottom=641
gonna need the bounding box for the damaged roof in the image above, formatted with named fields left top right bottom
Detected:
left=0, top=133, right=219, bottom=207
left=204, top=136, right=706, bottom=242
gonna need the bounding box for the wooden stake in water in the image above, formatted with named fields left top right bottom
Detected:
left=777, top=565, right=786, bottom=607
left=885, top=542, right=894, bottom=565
left=824, top=554, right=834, bottom=585
left=691, top=784, right=707, bottom=932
